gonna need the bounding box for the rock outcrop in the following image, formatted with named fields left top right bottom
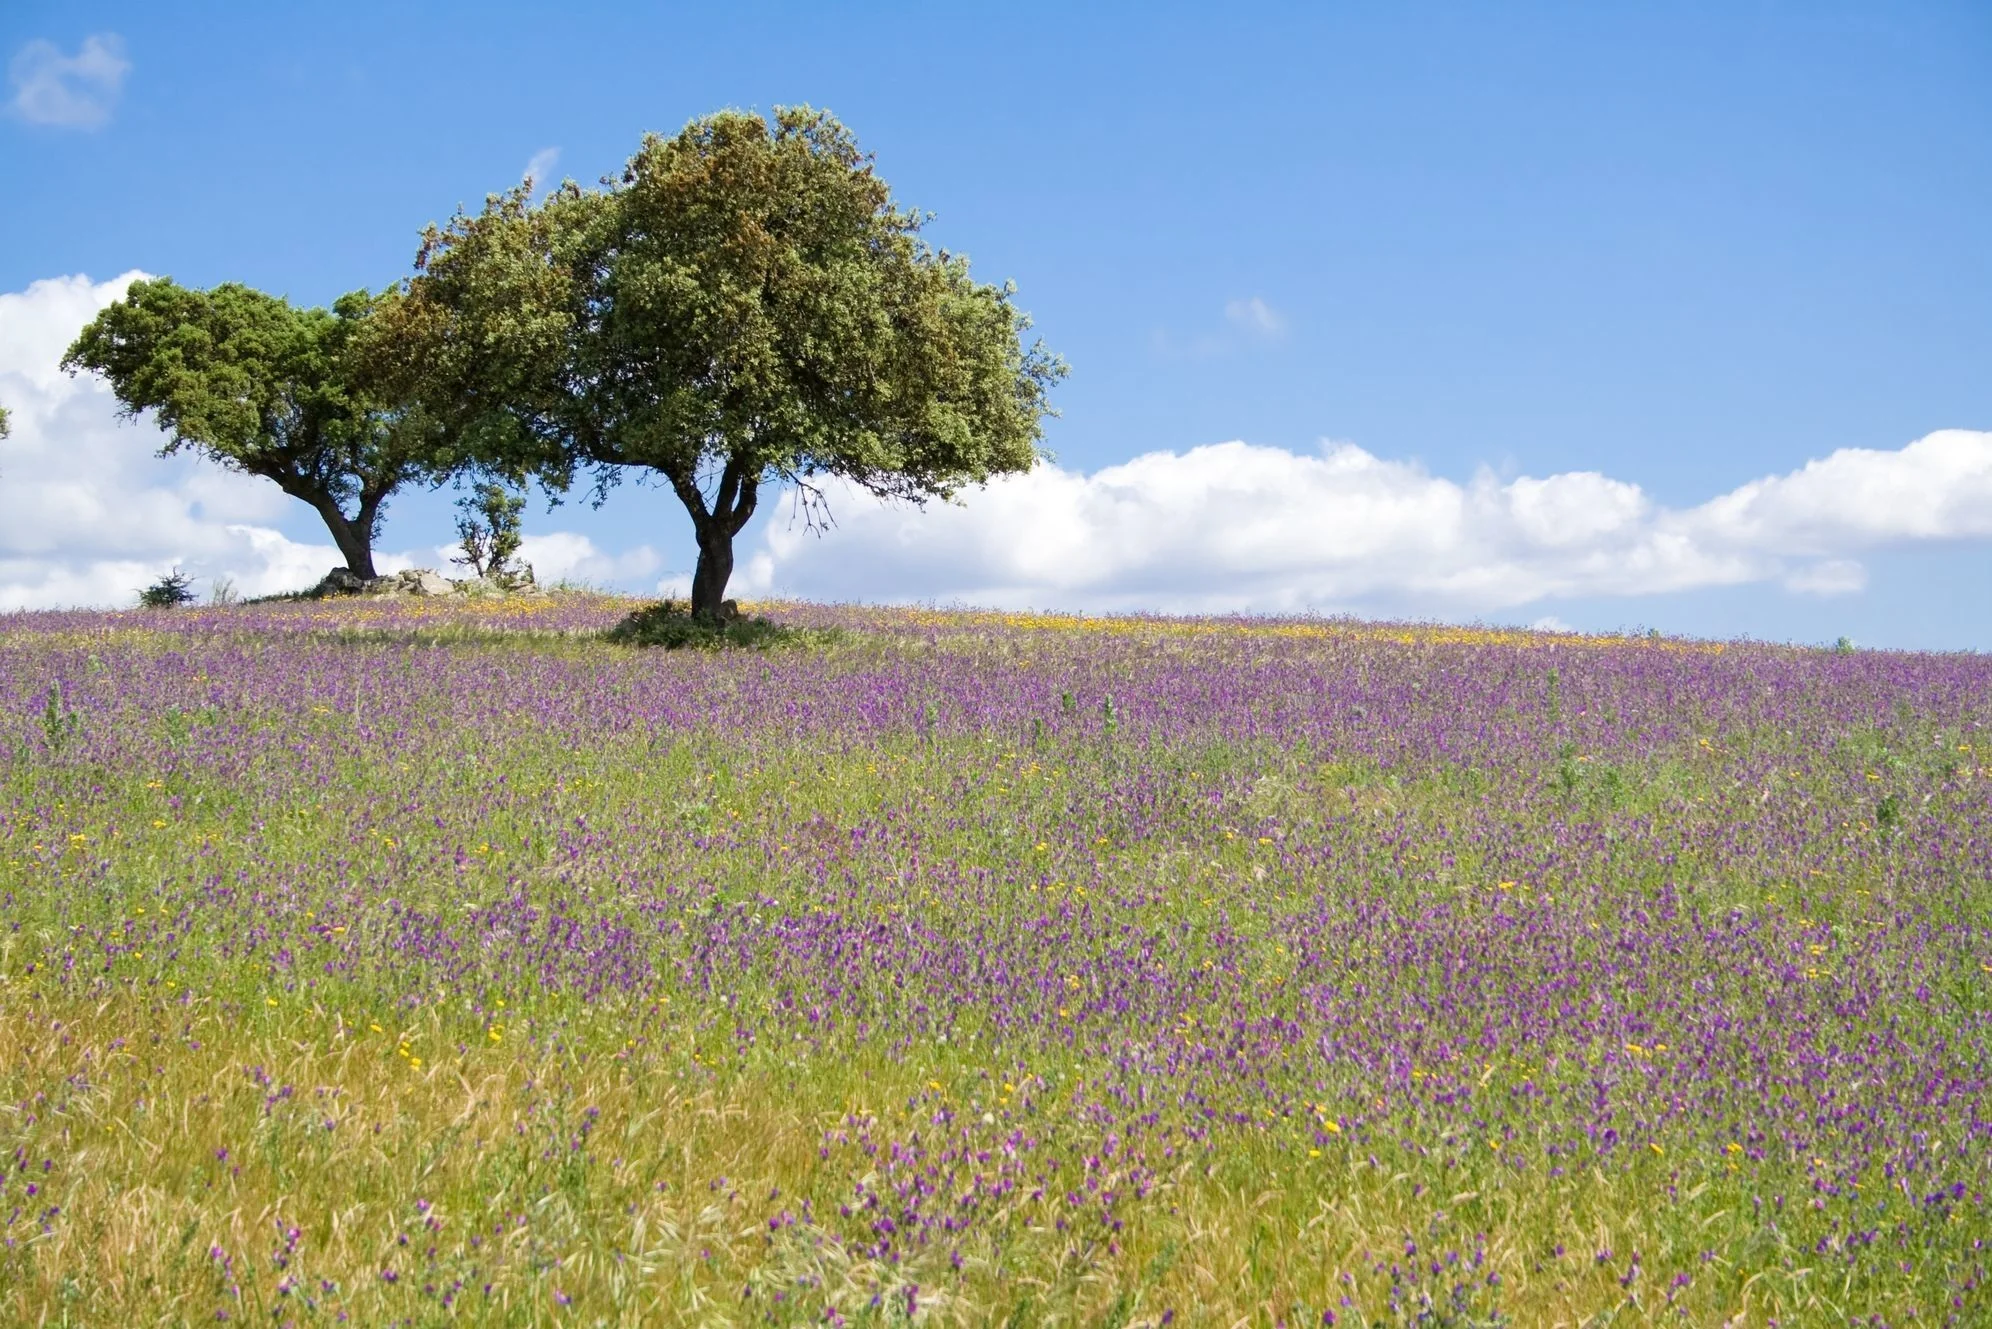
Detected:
left=308, top=565, right=544, bottom=599
left=312, top=567, right=369, bottom=596
left=451, top=564, right=543, bottom=597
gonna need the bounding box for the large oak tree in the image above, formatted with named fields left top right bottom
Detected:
left=402, top=106, right=1064, bottom=617
left=62, top=280, right=448, bottom=579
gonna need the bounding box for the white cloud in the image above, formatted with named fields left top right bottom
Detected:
left=435, top=530, right=659, bottom=588
left=523, top=146, right=560, bottom=193
left=1223, top=296, right=1285, bottom=338
left=1687, top=431, right=1992, bottom=552
left=8, top=34, right=130, bottom=129
left=744, top=431, right=1992, bottom=614
left=505, top=533, right=661, bottom=589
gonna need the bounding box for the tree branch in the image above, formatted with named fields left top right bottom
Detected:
left=666, top=467, right=713, bottom=529
left=786, top=475, right=837, bottom=537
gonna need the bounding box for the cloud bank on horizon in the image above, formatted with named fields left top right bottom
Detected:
left=743, top=429, right=1992, bottom=614
left=3, top=272, right=1988, bottom=619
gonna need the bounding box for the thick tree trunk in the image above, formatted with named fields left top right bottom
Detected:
left=314, top=500, right=378, bottom=579
left=689, top=525, right=734, bottom=620
left=675, top=461, right=759, bottom=621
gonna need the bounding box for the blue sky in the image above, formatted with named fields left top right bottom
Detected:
left=4, top=2, right=1990, bottom=645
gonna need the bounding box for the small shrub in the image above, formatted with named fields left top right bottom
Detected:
left=606, top=601, right=817, bottom=651
left=138, top=569, right=198, bottom=608
left=452, top=481, right=530, bottom=584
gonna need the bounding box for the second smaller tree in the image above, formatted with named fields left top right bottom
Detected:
left=63, top=280, right=453, bottom=579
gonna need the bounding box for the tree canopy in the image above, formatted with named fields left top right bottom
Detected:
left=401, top=105, right=1064, bottom=616
left=62, top=279, right=449, bottom=579
left=0, top=403, right=10, bottom=438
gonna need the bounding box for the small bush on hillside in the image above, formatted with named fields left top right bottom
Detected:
left=138, top=569, right=198, bottom=608
left=606, top=600, right=820, bottom=651
left=452, top=481, right=533, bottom=586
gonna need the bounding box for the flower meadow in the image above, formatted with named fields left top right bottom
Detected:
left=1, top=597, right=1989, bottom=1326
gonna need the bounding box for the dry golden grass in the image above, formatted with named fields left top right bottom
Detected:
left=0, top=989, right=1909, bottom=1326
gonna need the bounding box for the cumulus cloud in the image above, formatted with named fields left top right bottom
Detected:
left=8, top=34, right=130, bottom=129
left=518, top=531, right=658, bottom=586
left=418, top=531, right=661, bottom=589
left=743, top=431, right=1992, bottom=614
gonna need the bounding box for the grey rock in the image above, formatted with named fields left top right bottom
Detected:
left=453, top=564, right=541, bottom=597
left=313, top=567, right=367, bottom=597
left=363, top=568, right=452, bottom=596
left=398, top=569, right=454, bottom=597
left=453, top=574, right=505, bottom=597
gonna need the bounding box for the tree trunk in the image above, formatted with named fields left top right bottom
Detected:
left=689, top=524, right=734, bottom=620
left=675, top=461, right=758, bottom=621
left=314, top=500, right=378, bottom=579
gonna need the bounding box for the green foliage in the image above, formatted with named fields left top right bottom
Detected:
left=1554, top=740, right=1583, bottom=798
left=0, top=401, right=10, bottom=439
left=61, top=279, right=453, bottom=577
left=1838, top=725, right=1907, bottom=778
left=137, top=568, right=198, bottom=608
left=451, top=480, right=527, bottom=581
left=604, top=600, right=822, bottom=651
left=1876, top=792, right=1902, bottom=838
left=158, top=704, right=222, bottom=749
left=39, top=681, right=81, bottom=754
left=402, top=106, right=1065, bottom=615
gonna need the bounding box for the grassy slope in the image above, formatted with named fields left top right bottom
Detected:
left=0, top=602, right=1987, bottom=1325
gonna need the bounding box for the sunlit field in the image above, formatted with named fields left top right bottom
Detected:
left=2, top=597, right=1988, bottom=1326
